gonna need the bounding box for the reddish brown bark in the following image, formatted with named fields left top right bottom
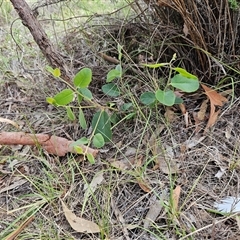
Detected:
left=0, top=132, right=98, bottom=157
left=10, top=0, right=72, bottom=83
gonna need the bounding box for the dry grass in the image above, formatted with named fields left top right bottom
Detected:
left=1, top=0, right=240, bottom=239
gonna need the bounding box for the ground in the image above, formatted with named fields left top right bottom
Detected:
left=1, top=1, right=240, bottom=240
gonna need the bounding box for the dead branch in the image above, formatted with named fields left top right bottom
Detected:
left=10, top=0, right=72, bottom=83
left=0, top=132, right=98, bottom=157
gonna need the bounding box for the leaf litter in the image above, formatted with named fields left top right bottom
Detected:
left=61, top=200, right=100, bottom=233
left=201, top=84, right=228, bottom=132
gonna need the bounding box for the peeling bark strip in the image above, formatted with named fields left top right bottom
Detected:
left=10, top=0, right=72, bottom=83
left=0, top=132, right=98, bottom=157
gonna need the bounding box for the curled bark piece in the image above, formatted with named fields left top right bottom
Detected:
left=0, top=132, right=98, bottom=157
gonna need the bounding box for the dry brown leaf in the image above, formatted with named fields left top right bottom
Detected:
left=137, top=179, right=151, bottom=193
left=164, top=107, right=176, bottom=122
left=201, top=84, right=228, bottom=131
left=172, top=185, right=181, bottom=213
left=201, top=84, right=228, bottom=107
left=143, top=193, right=167, bottom=229
left=197, top=99, right=208, bottom=121
left=179, top=103, right=186, bottom=114
left=61, top=200, right=100, bottom=233
left=154, top=156, right=179, bottom=174
left=182, top=136, right=206, bottom=149
left=205, top=109, right=221, bottom=132
left=84, top=172, right=104, bottom=199
left=220, top=89, right=233, bottom=97
left=110, top=160, right=130, bottom=170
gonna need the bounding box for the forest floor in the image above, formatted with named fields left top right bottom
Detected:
left=1, top=1, right=240, bottom=240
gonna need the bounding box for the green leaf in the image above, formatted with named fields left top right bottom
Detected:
left=73, top=68, right=92, bottom=88
left=142, top=62, right=169, bottom=68
left=171, top=74, right=199, bottom=92
left=77, top=94, right=83, bottom=104
left=73, top=146, right=83, bottom=154
left=78, top=88, right=93, bottom=100
left=86, top=153, right=95, bottom=164
left=173, top=68, right=198, bottom=79
left=54, top=89, right=74, bottom=105
left=46, top=97, right=56, bottom=105
left=117, top=43, right=122, bottom=61
left=174, top=97, right=184, bottom=104
left=92, top=110, right=112, bottom=142
left=107, top=69, right=121, bottom=82
left=46, top=66, right=54, bottom=74
left=155, top=89, right=176, bottom=106
left=79, top=109, right=87, bottom=130
left=115, top=64, right=122, bottom=74
left=66, top=106, right=75, bottom=121
left=110, top=113, right=119, bottom=124
left=93, top=133, right=105, bottom=148
left=53, top=68, right=61, bottom=77
left=70, top=137, right=90, bottom=147
left=121, top=102, right=133, bottom=111
left=140, top=92, right=156, bottom=105
left=102, top=83, right=120, bottom=97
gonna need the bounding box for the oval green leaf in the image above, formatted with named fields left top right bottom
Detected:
left=70, top=137, right=90, bottom=147
left=115, top=64, right=122, bottom=74
left=102, top=83, right=120, bottom=97
left=173, top=68, right=198, bottom=79
left=107, top=69, right=121, bottom=82
left=121, top=102, right=133, bottom=111
left=93, top=133, right=105, bottom=148
left=92, top=110, right=112, bottom=142
left=174, top=97, right=184, bottom=104
left=54, top=89, right=74, bottom=105
left=73, top=146, right=83, bottom=154
left=73, top=68, right=92, bottom=88
left=155, top=89, right=175, bottom=106
left=140, top=92, right=156, bottom=105
left=86, top=153, right=95, bottom=164
left=46, top=97, right=56, bottom=105
left=79, top=109, right=87, bottom=130
left=171, top=74, right=199, bottom=92
left=78, top=88, right=93, bottom=100
left=110, top=113, right=119, bottom=124
left=66, top=106, right=75, bottom=121
left=53, top=68, right=61, bottom=77
left=46, top=66, right=54, bottom=75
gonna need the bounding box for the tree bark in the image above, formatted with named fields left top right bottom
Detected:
left=10, top=0, right=72, bottom=83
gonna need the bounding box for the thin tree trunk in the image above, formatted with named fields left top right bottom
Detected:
left=10, top=0, right=72, bottom=83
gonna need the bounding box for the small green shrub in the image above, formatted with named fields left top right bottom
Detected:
left=140, top=53, right=199, bottom=106
left=46, top=51, right=199, bottom=163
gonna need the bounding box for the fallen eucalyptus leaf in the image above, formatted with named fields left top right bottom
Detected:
left=61, top=200, right=100, bottom=233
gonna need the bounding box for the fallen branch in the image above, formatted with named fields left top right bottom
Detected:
left=0, top=132, right=98, bottom=157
